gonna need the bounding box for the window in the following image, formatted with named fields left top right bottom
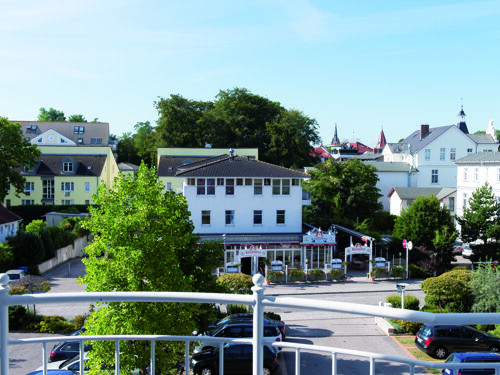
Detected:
left=206, top=178, right=215, bottom=195
left=73, top=126, right=85, bottom=134
left=225, top=210, right=235, bottom=225
left=217, top=178, right=224, bottom=186
left=449, top=197, right=455, bottom=212
left=245, top=178, right=252, bottom=186
left=187, top=178, right=195, bottom=186
left=463, top=168, right=468, bottom=181
left=166, top=182, right=172, bottom=191
left=467, top=148, right=473, bottom=153
left=226, top=179, right=234, bottom=195
left=498, top=168, right=500, bottom=182
left=43, top=180, right=54, bottom=199
left=84, top=182, right=90, bottom=192
left=276, top=210, right=285, bottom=224
left=61, top=182, right=74, bottom=192
left=474, top=168, right=479, bottom=182
left=253, top=210, right=262, bottom=224
left=236, top=178, right=243, bottom=186
left=272, top=179, right=281, bottom=195
left=5, top=199, right=10, bottom=207
left=450, top=148, right=456, bottom=160
left=431, top=170, right=438, bottom=184
left=26, top=125, right=37, bottom=134
left=425, top=149, right=431, bottom=161
left=282, top=179, right=290, bottom=195
left=22, top=200, right=34, bottom=205
left=201, top=210, right=211, bottom=225
left=463, top=193, right=468, bottom=209
left=61, top=200, right=74, bottom=205
left=85, top=200, right=90, bottom=205
left=264, top=178, right=271, bottom=186
left=24, top=182, right=34, bottom=192
left=292, top=179, right=300, bottom=186
left=440, top=148, right=445, bottom=160
left=62, top=162, right=73, bottom=173
left=254, top=179, right=263, bottom=195
left=197, top=178, right=206, bottom=195
left=90, top=138, right=103, bottom=144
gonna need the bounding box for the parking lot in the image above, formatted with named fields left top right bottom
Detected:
left=8, top=257, right=463, bottom=374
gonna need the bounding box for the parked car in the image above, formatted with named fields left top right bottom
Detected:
left=442, top=351, right=500, bottom=375
left=462, top=244, right=474, bottom=258
left=211, top=313, right=287, bottom=340
left=453, top=241, right=463, bottom=255
left=194, top=321, right=282, bottom=353
left=190, top=343, right=279, bottom=375
left=6, top=269, right=27, bottom=284
left=49, top=327, right=91, bottom=363
left=27, top=371, right=75, bottom=375
left=415, top=324, right=500, bottom=359
left=40, top=353, right=145, bottom=374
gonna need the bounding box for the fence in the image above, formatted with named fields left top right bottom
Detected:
left=2, top=273, right=500, bottom=375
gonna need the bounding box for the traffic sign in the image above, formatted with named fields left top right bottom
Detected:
left=402, top=239, right=407, bottom=248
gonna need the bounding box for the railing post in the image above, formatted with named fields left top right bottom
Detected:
left=0, top=274, right=10, bottom=375
left=252, top=273, right=265, bottom=375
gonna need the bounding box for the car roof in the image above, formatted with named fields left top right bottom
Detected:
left=452, top=352, right=500, bottom=360
left=6, top=269, right=25, bottom=274
left=221, top=320, right=277, bottom=327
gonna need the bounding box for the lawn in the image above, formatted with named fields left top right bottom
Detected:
left=393, top=335, right=443, bottom=375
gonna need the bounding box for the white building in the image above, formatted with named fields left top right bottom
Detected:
left=388, top=187, right=456, bottom=218
left=455, top=152, right=500, bottom=219
left=0, top=203, right=22, bottom=242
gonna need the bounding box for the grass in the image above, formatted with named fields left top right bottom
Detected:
left=393, top=335, right=443, bottom=375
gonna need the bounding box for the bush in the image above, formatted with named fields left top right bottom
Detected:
left=289, top=269, right=306, bottom=282
left=267, top=271, right=284, bottom=283
left=409, top=264, right=429, bottom=278
left=226, top=304, right=248, bottom=315
left=385, top=294, right=420, bottom=310
left=309, top=269, right=325, bottom=282
left=53, top=230, right=76, bottom=249
left=396, top=320, right=422, bottom=335
left=391, top=266, right=405, bottom=279
left=8, top=305, right=33, bottom=331
left=216, top=273, right=253, bottom=294
left=0, top=242, right=14, bottom=272
left=328, top=269, right=342, bottom=281
left=264, top=312, right=281, bottom=321
left=9, top=231, right=45, bottom=268
left=39, top=229, right=56, bottom=259
left=74, top=314, right=89, bottom=329
left=27, top=315, right=76, bottom=334
left=25, top=219, right=46, bottom=233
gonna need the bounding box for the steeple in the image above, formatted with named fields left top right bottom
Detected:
left=331, top=123, right=340, bottom=146
left=457, top=103, right=469, bottom=134
left=374, top=128, right=387, bottom=154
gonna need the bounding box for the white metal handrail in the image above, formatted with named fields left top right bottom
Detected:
left=2, top=272, right=500, bottom=375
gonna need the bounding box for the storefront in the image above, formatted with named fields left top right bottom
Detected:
left=301, top=228, right=336, bottom=269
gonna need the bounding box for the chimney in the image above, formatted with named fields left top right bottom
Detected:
left=420, top=124, right=430, bottom=139
left=229, top=148, right=234, bottom=160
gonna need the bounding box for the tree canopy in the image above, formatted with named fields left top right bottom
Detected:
left=393, top=195, right=456, bottom=269
left=303, top=158, right=382, bottom=230
left=0, top=117, right=41, bottom=201
left=80, top=164, right=223, bottom=373
left=38, top=107, right=66, bottom=121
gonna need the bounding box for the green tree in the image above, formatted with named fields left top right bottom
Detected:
left=25, top=219, right=47, bottom=233
left=67, top=114, right=87, bottom=122
left=80, top=164, right=222, bottom=374
left=469, top=262, right=500, bottom=313
left=155, top=94, right=213, bottom=148
left=303, top=158, right=382, bottom=230
left=115, top=132, right=141, bottom=164
left=266, top=109, right=320, bottom=169
left=421, top=267, right=474, bottom=312
left=0, top=118, right=41, bottom=201
left=38, top=107, right=65, bottom=121
left=133, top=121, right=157, bottom=167
left=458, top=183, right=500, bottom=247
left=393, top=195, right=456, bottom=268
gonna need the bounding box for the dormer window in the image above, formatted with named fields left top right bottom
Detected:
left=73, top=126, right=85, bottom=135
left=26, top=125, right=38, bottom=134
left=63, top=162, right=73, bottom=172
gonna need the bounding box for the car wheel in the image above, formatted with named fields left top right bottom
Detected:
left=263, top=366, right=272, bottom=375
left=434, top=346, right=447, bottom=359
left=200, top=366, right=215, bottom=375
left=489, top=345, right=500, bottom=352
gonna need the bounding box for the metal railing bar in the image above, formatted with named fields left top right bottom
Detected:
left=151, top=339, right=156, bottom=375
left=295, top=347, right=300, bottom=375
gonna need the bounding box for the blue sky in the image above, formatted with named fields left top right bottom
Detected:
left=1, top=0, right=499, bottom=147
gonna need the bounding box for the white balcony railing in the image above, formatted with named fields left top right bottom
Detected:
left=2, top=273, right=500, bottom=375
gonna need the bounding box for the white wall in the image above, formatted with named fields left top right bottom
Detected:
left=0, top=221, right=19, bottom=242
left=376, top=171, right=410, bottom=212
left=184, top=181, right=303, bottom=234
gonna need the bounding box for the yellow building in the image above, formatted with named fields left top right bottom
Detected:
left=3, top=146, right=119, bottom=207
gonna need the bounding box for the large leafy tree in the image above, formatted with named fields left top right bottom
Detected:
left=115, top=131, right=141, bottom=165
left=393, top=195, right=456, bottom=268
left=458, top=183, right=500, bottom=246
left=0, top=118, right=41, bottom=201
left=303, top=158, right=382, bottom=230
left=80, top=164, right=222, bottom=374
left=469, top=262, right=500, bottom=313
left=133, top=121, right=157, bottom=167
left=37, top=107, right=66, bottom=121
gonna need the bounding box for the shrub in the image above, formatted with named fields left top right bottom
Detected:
left=267, top=271, right=283, bottom=283
left=8, top=305, right=31, bottom=331
left=73, top=219, right=90, bottom=238
left=25, top=219, right=46, bottom=233
left=408, top=264, right=429, bottom=278
left=328, top=269, right=342, bottom=281
left=0, top=242, right=14, bottom=272
left=74, top=314, right=89, bottom=329
left=226, top=304, right=248, bottom=315
left=391, top=266, right=405, bottom=279
left=39, top=229, right=56, bottom=259
left=216, top=273, right=253, bottom=294
left=28, top=315, right=76, bottom=334
left=289, top=269, right=306, bottom=282
left=385, top=294, right=420, bottom=310
left=396, top=320, right=422, bottom=335
left=9, top=231, right=45, bottom=268
left=309, top=269, right=325, bottom=281
left=53, top=230, right=76, bottom=249
left=264, top=312, right=282, bottom=321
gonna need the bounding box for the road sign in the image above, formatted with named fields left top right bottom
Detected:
left=402, top=239, right=407, bottom=248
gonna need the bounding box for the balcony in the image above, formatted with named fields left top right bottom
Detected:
left=2, top=273, right=500, bottom=375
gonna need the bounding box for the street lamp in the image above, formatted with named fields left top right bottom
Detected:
left=406, top=241, right=413, bottom=279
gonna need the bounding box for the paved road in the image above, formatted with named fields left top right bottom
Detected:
left=9, top=258, right=432, bottom=374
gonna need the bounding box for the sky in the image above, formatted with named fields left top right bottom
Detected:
left=1, top=0, right=500, bottom=147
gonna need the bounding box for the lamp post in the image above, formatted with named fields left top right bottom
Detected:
left=406, top=241, right=413, bottom=279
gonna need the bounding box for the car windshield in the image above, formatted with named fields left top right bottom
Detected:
left=8, top=274, right=20, bottom=280
left=445, top=354, right=460, bottom=363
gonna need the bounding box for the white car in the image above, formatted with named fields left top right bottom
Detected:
left=6, top=269, right=27, bottom=284
left=462, top=244, right=474, bottom=258
left=38, top=353, right=144, bottom=374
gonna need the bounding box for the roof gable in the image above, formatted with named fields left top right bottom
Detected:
left=31, top=129, right=76, bottom=146
left=0, top=203, right=22, bottom=225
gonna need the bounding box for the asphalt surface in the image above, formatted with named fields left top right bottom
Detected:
left=9, top=257, right=466, bottom=375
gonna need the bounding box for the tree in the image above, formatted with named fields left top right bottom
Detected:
left=458, top=183, right=500, bottom=247
left=0, top=118, right=41, bottom=201
left=393, top=195, right=456, bottom=269
left=266, top=109, right=321, bottom=169
left=115, top=132, right=141, bottom=165
left=67, top=114, right=87, bottom=122
left=80, top=164, right=223, bottom=374
left=303, top=158, right=383, bottom=230
left=38, top=107, right=65, bottom=121
left=469, top=262, right=500, bottom=313
left=133, top=121, right=157, bottom=167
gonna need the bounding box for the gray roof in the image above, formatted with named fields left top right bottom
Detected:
left=455, top=151, right=500, bottom=164
left=20, top=155, right=107, bottom=176
left=175, top=155, right=309, bottom=178
left=363, top=161, right=414, bottom=172
left=355, top=152, right=384, bottom=161
left=391, top=187, right=455, bottom=200
left=386, top=143, right=410, bottom=153
left=118, top=162, right=140, bottom=171
left=468, top=133, right=497, bottom=144
left=401, top=125, right=455, bottom=153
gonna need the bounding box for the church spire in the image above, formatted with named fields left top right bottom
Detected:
left=374, top=128, right=387, bottom=154
left=457, top=103, right=469, bottom=134
left=331, top=123, right=340, bottom=146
